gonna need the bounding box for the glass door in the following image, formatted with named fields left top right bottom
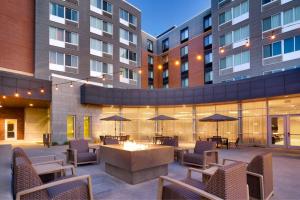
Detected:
left=288, top=115, right=300, bottom=148
left=269, top=116, right=287, bottom=147
left=5, top=119, right=17, bottom=140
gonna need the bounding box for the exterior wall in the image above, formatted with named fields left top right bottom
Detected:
left=211, top=0, right=300, bottom=83
left=0, top=0, right=35, bottom=75
left=0, top=108, right=24, bottom=140
left=24, top=108, right=50, bottom=141
left=35, top=0, right=142, bottom=89
left=51, top=77, right=102, bottom=144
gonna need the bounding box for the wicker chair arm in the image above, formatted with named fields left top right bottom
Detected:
left=222, top=158, right=248, bottom=165
left=247, top=171, right=264, bottom=200
left=16, top=175, right=93, bottom=200
left=32, top=159, right=64, bottom=166
left=209, top=163, right=224, bottom=167
left=30, top=155, right=56, bottom=163
left=157, top=176, right=222, bottom=200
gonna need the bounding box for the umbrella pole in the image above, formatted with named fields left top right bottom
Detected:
left=115, top=120, right=116, bottom=137
left=217, top=121, right=219, bottom=147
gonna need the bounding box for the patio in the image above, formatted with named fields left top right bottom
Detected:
left=3, top=143, right=300, bottom=200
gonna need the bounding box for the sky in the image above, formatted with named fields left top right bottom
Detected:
left=126, top=0, right=211, bottom=37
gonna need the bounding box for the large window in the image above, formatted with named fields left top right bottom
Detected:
left=90, top=60, right=113, bottom=75
left=262, top=14, right=281, bottom=32
left=220, top=51, right=250, bottom=69
left=233, top=25, right=249, bottom=43
left=49, top=27, right=64, bottom=41
left=180, top=46, right=188, bottom=57
left=147, top=39, right=153, bottom=52
left=219, top=10, right=232, bottom=25
left=120, top=28, right=137, bottom=44
left=84, top=116, right=91, bottom=139
left=90, top=38, right=102, bottom=51
left=102, top=21, right=113, bottom=34
left=65, top=31, right=78, bottom=45
left=262, top=0, right=276, bottom=5
left=203, top=14, right=212, bottom=30
left=162, top=38, right=169, bottom=52
left=103, top=0, right=113, bottom=13
left=102, top=42, right=113, bottom=55
left=219, top=32, right=232, bottom=47
left=90, top=16, right=102, bottom=30
left=65, top=54, right=78, bottom=68
left=91, top=0, right=102, bottom=9
left=284, top=37, right=295, bottom=54
left=283, top=7, right=300, bottom=25
left=180, top=27, right=189, bottom=42
left=233, top=0, right=249, bottom=18
left=205, top=52, right=212, bottom=64
left=120, top=48, right=137, bottom=62
left=181, top=61, right=189, bottom=72
left=204, top=34, right=212, bottom=47
left=263, top=41, right=282, bottom=58
left=50, top=2, right=64, bottom=18
left=120, top=67, right=137, bottom=81
left=181, top=78, right=189, bottom=88
left=120, top=9, right=137, bottom=26
left=67, top=115, right=75, bottom=140
left=65, top=7, right=79, bottom=22
left=49, top=51, right=64, bottom=65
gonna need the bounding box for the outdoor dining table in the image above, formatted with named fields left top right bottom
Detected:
left=33, top=163, right=76, bottom=177
left=207, top=137, right=229, bottom=149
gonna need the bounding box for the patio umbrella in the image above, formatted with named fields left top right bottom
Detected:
left=199, top=114, right=238, bottom=144
left=148, top=115, right=177, bottom=135
left=100, top=115, right=130, bottom=136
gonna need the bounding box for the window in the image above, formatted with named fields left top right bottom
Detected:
left=65, top=31, right=78, bottom=45
left=163, top=69, right=169, bottom=78
left=65, top=8, right=78, bottom=22
left=120, top=9, right=137, bottom=26
left=220, top=55, right=233, bottom=69
left=66, top=115, right=75, bottom=140
left=180, top=28, right=189, bottom=42
left=102, top=42, right=113, bottom=55
left=103, top=21, right=113, bottom=34
left=103, top=0, right=113, bottom=14
left=91, top=0, right=102, bottom=9
left=90, top=60, right=113, bottom=74
left=181, top=61, right=189, bottom=72
left=49, top=27, right=64, bottom=41
left=204, top=14, right=212, bottom=30
left=233, top=25, right=249, bottom=43
left=65, top=55, right=78, bottom=68
left=120, top=28, right=137, bottom=44
left=120, top=48, right=136, bottom=62
left=49, top=51, right=64, bottom=65
left=262, top=14, right=281, bottom=32
left=233, top=0, right=248, bottom=18
left=120, top=67, right=137, bottom=81
left=147, top=40, right=153, bottom=52
left=90, top=16, right=102, bottom=30
left=204, top=34, right=212, bottom=47
left=148, top=55, right=153, bottom=65
left=163, top=83, right=169, bottom=88
left=220, top=32, right=232, bottom=47
left=181, top=78, right=189, bottom=88
left=263, top=41, right=281, bottom=58
left=180, top=46, right=188, bottom=57
left=84, top=116, right=91, bottom=139
left=50, top=2, right=64, bottom=18
left=162, top=38, right=169, bottom=52
left=283, top=7, right=300, bottom=25
left=205, top=52, right=212, bottom=64
left=296, top=36, right=300, bottom=51
left=90, top=38, right=102, bottom=51
left=219, top=10, right=232, bottom=25
left=148, top=70, right=154, bottom=79
left=284, top=37, right=294, bottom=54
left=262, top=0, right=276, bottom=5
left=234, top=51, right=250, bottom=66
left=162, top=55, right=169, bottom=63
left=205, top=71, right=213, bottom=83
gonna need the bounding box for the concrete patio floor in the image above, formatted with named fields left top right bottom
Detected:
left=3, top=144, right=300, bottom=200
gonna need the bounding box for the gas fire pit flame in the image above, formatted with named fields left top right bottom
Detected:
left=123, top=141, right=148, bottom=151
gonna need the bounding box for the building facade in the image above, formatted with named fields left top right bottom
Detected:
left=141, top=9, right=213, bottom=89
left=211, top=0, right=300, bottom=83
left=1, top=0, right=300, bottom=149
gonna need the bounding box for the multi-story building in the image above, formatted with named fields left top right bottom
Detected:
left=1, top=0, right=300, bottom=149
left=141, top=9, right=213, bottom=89
left=211, top=0, right=300, bottom=83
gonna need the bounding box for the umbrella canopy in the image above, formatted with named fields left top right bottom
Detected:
left=199, top=114, right=237, bottom=122
left=100, top=115, right=130, bottom=136
left=100, top=115, right=130, bottom=121
left=148, top=115, right=177, bottom=121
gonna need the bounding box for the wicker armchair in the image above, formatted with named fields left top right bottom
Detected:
left=103, top=138, right=119, bottom=145
left=14, top=157, right=93, bottom=200
left=157, top=162, right=248, bottom=200
left=67, top=139, right=99, bottom=167
left=182, top=141, right=218, bottom=169
left=212, top=152, right=273, bottom=200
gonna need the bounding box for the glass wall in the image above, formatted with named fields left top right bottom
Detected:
left=196, top=104, right=238, bottom=142
left=100, top=107, right=120, bottom=136
left=242, top=101, right=267, bottom=145
left=122, top=107, right=155, bottom=141
left=66, top=115, right=75, bottom=140
left=84, top=116, right=91, bottom=139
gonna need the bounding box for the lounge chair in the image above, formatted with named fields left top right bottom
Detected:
left=67, top=139, right=99, bottom=167
left=14, top=156, right=93, bottom=200
left=181, top=141, right=218, bottom=169
left=212, top=152, right=273, bottom=200
left=157, top=162, right=249, bottom=200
